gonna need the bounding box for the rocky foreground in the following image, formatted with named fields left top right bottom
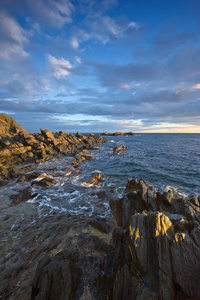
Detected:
left=1, top=114, right=200, bottom=300
left=30, top=178, right=200, bottom=300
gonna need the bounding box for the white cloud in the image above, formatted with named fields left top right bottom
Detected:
left=70, top=37, right=79, bottom=49
left=0, top=12, right=29, bottom=60
left=47, top=54, right=73, bottom=78
left=69, top=15, right=140, bottom=48
left=75, top=56, right=82, bottom=64
left=26, top=0, right=74, bottom=28
left=128, top=21, right=139, bottom=29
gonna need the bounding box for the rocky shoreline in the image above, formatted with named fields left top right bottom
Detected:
left=30, top=178, right=200, bottom=300
left=1, top=114, right=200, bottom=300
left=0, top=113, right=107, bottom=184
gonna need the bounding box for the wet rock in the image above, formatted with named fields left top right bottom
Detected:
left=87, top=173, right=102, bottom=186
left=10, top=187, right=37, bottom=204
left=17, top=172, right=41, bottom=182
left=31, top=177, right=57, bottom=187
left=31, top=174, right=58, bottom=187
left=71, top=161, right=79, bottom=169
left=113, top=145, right=128, bottom=153
left=75, top=149, right=94, bottom=161
left=73, top=169, right=81, bottom=175
left=19, top=165, right=36, bottom=174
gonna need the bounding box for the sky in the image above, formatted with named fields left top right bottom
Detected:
left=0, top=0, right=200, bottom=133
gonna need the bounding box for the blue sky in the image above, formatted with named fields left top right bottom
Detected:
left=0, top=0, right=200, bottom=133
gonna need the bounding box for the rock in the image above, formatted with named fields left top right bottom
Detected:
left=88, top=173, right=102, bottom=185
left=31, top=250, right=81, bottom=300
left=40, top=128, right=55, bottom=143
left=31, top=177, right=57, bottom=187
left=76, top=131, right=82, bottom=138
left=113, top=145, right=128, bottom=153
left=17, top=172, right=41, bottom=182
left=102, top=131, right=135, bottom=136
left=0, top=113, right=23, bottom=134
left=88, top=217, right=111, bottom=234
left=10, top=187, right=37, bottom=204
left=55, top=143, right=70, bottom=154
left=76, top=149, right=94, bottom=161
left=171, top=230, right=200, bottom=298
left=71, top=162, right=79, bottom=169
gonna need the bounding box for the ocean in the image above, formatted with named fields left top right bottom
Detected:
left=6, top=133, right=198, bottom=218
left=92, top=133, right=200, bottom=195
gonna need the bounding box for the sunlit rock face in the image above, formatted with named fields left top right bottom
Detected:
left=0, top=114, right=107, bottom=182
left=31, top=178, right=200, bottom=300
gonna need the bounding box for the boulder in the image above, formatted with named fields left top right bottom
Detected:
left=113, top=145, right=128, bottom=153
left=76, top=131, right=82, bottom=138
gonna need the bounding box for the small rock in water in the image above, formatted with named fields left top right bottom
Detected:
left=113, top=145, right=128, bottom=153
left=10, top=187, right=37, bottom=204
left=31, top=177, right=57, bottom=187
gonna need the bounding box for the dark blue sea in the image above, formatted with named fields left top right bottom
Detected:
left=91, top=133, right=200, bottom=196
left=2, top=133, right=199, bottom=217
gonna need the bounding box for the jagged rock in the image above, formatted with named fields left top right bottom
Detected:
left=129, top=212, right=175, bottom=300
left=113, top=145, right=128, bottom=153
left=31, top=250, right=81, bottom=300
left=31, top=177, right=57, bottom=187
left=17, top=172, right=41, bottom=182
left=171, top=230, right=200, bottom=298
left=87, top=173, right=102, bottom=185
left=75, top=149, right=94, bottom=161
left=76, top=131, right=82, bottom=138
left=40, top=128, right=56, bottom=142
left=0, top=113, right=23, bottom=134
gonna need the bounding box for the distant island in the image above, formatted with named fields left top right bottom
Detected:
left=101, top=131, right=135, bottom=136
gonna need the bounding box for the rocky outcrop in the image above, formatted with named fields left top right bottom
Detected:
left=31, top=178, right=200, bottom=300
left=0, top=114, right=107, bottom=183
left=102, top=131, right=135, bottom=136
left=0, top=113, right=23, bottom=134
left=113, top=145, right=128, bottom=153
